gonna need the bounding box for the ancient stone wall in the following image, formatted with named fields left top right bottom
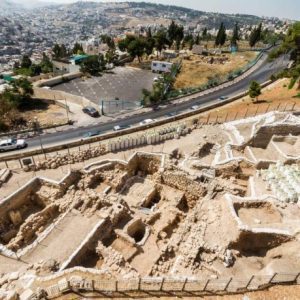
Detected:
left=249, top=125, right=300, bottom=148
left=0, top=178, right=40, bottom=219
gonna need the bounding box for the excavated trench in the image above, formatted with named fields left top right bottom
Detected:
left=229, top=231, right=291, bottom=257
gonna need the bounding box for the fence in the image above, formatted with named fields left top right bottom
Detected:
left=197, top=101, right=300, bottom=124
left=0, top=101, right=299, bottom=173
left=39, top=271, right=300, bottom=299
left=100, top=99, right=141, bottom=115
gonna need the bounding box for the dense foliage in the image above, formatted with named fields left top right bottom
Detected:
left=14, top=53, right=53, bottom=76
left=269, top=22, right=300, bottom=89
left=0, top=78, right=34, bottom=130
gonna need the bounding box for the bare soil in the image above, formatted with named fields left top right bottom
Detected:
left=174, top=52, right=257, bottom=89
left=200, top=78, right=300, bottom=120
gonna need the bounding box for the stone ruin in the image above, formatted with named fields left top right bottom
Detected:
left=0, top=112, right=300, bottom=299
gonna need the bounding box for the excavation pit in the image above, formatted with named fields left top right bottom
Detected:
left=234, top=201, right=282, bottom=227
left=126, top=219, right=149, bottom=245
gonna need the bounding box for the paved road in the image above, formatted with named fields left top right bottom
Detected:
left=2, top=51, right=291, bottom=155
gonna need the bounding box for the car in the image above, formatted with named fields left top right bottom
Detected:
left=139, top=119, right=156, bottom=126
left=191, top=105, right=200, bottom=110
left=82, top=106, right=100, bottom=117
left=0, top=138, right=27, bottom=152
left=166, top=112, right=178, bottom=117
left=153, top=76, right=163, bottom=82
left=152, top=106, right=161, bottom=111
left=113, top=125, right=131, bottom=131
left=219, top=96, right=228, bottom=101
left=82, top=130, right=101, bottom=138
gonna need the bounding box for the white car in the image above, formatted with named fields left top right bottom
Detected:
left=113, top=125, right=130, bottom=131
left=153, top=76, right=163, bottom=82
left=0, top=138, right=27, bottom=152
left=191, top=105, right=200, bottom=110
left=139, top=119, right=156, bottom=126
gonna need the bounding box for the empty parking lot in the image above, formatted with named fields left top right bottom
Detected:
left=52, top=66, right=157, bottom=104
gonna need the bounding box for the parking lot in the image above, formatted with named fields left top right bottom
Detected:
left=53, top=66, right=157, bottom=104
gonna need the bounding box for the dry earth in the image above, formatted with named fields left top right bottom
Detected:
left=174, top=52, right=257, bottom=89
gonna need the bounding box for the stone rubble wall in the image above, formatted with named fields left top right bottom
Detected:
left=0, top=178, right=40, bottom=219
left=59, top=219, right=108, bottom=271
left=0, top=171, right=76, bottom=258
left=225, top=194, right=292, bottom=236
left=0, top=169, right=11, bottom=187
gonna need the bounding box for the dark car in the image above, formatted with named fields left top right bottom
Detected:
left=82, top=106, right=100, bottom=117
left=82, top=130, right=101, bottom=138
left=219, top=96, right=228, bottom=101
left=166, top=112, right=178, bottom=117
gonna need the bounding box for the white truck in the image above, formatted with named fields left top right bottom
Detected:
left=151, top=61, right=174, bottom=73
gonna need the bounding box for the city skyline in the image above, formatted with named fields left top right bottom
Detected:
left=36, top=0, right=299, bottom=20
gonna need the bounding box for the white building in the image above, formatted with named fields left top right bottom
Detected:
left=151, top=61, right=174, bottom=73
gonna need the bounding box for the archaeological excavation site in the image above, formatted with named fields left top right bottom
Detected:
left=0, top=111, right=300, bottom=299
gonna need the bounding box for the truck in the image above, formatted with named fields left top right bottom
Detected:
left=151, top=61, right=174, bottom=73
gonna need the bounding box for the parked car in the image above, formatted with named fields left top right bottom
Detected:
left=113, top=125, right=131, bottom=131
left=0, top=138, right=27, bottom=152
left=82, top=130, right=101, bottom=138
left=139, top=119, right=156, bottom=126
left=166, top=112, right=178, bottom=117
left=153, top=76, right=163, bottom=82
left=191, top=105, right=200, bottom=110
left=219, top=96, right=228, bottom=101
left=82, top=106, right=99, bottom=117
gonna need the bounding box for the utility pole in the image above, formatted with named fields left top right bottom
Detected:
left=34, top=117, right=46, bottom=159
left=64, top=98, right=70, bottom=123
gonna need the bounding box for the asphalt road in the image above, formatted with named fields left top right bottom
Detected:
left=4, top=51, right=291, bottom=153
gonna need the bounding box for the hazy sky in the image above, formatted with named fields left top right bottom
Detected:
left=38, top=0, right=300, bottom=20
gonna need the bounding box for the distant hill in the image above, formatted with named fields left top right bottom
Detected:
left=0, top=0, right=53, bottom=14
left=60, top=1, right=264, bottom=29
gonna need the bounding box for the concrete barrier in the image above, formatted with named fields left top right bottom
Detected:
left=0, top=80, right=275, bottom=162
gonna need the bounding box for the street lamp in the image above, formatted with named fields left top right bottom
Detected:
left=34, top=117, right=46, bottom=159
left=64, top=97, right=70, bottom=123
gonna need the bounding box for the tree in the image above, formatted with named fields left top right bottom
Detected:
left=154, top=30, right=169, bottom=57
left=118, top=35, right=136, bottom=52
left=167, top=20, right=184, bottom=50
left=101, top=34, right=116, bottom=50
left=80, top=55, right=106, bottom=76
left=183, top=34, right=194, bottom=50
left=141, top=83, right=164, bottom=107
left=60, top=44, right=68, bottom=58
left=268, top=22, right=300, bottom=89
left=195, top=34, right=200, bottom=45
left=202, top=28, right=208, bottom=40
left=175, top=25, right=184, bottom=50
left=145, top=37, right=155, bottom=56
left=21, top=55, right=32, bottom=69
left=147, top=27, right=152, bottom=38
left=52, top=44, right=69, bottom=59
left=249, top=23, right=262, bottom=47
left=40, top=53, right=53, bottom=73
left=231, top=23, right=240, bottom=47
left=52, top=44, right=61, bottom=59
left=168, top=20, right=177, bottom=45
left=249, top=81, right=261, bottom=102
left=72, top=42, right=84, bottom=55
left=127, top=38, right=146, bottom=62
left=215, top=23, right=227, bottom=47
left=105, top=48, right=117, bottom=64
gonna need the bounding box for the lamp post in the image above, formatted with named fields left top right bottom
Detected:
left=34, top=117, right=46, bottom=159
left=64, top=97, right=70, bottom=123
